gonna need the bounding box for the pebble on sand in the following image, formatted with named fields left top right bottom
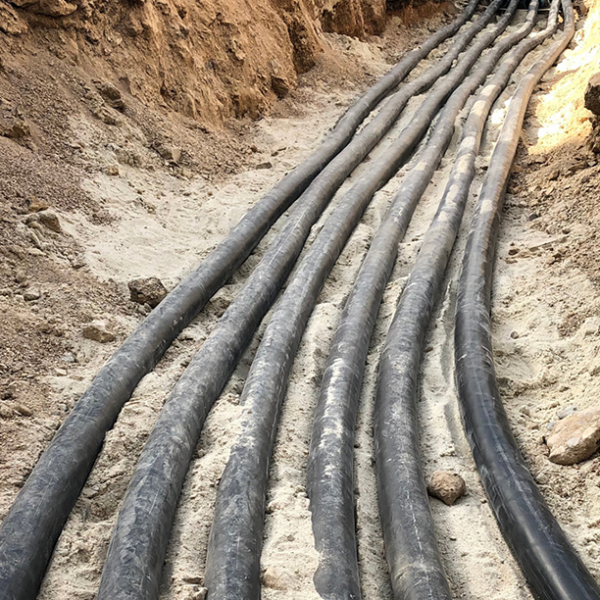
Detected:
left=82, top=320, right=116, bottom=343
left=128, top=276, right=168, bottom=308
left=546, top=406, right=600, bottom=465
left=427, top=471, right=466, bottom=506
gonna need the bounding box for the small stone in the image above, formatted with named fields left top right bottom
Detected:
left=182, top=575, right=203, bottom=584
left=128, top=277, right=168, bottom=308
left=95, top=107, right=118, bottom=125
left=70, top=255, right=86, bottom=269
left=105, top=165, right=120, bottom=176
left=99, top=82, right=125, bottom=110
left=37, top=210, right=61, bottom=233
left=256, top=161, right=273, bottom=170
left=28, top=199, right=49, bottom=213
left=157, top=145, right=181, bottom=163
left=190, top=588, right=207, bottom=600
left=547, top=407, right=600, bottom=465
left=55, top=368, right=67, bottom=376
left=557, top=406, right=577, bottom=419
left=14, top=404, right=32, bottom=417
left=427, top=471, right=466, bottom=506
left=23, top=289, right=40, bottom=301
left=262, top=565, right=290, bottom=590
left=510, top=331, right=519, bottom=339
left=82, top=320, right=116, bottom=343
left=271, top=75, right=291, bottom=98
left=584, top=73, right=600, bottom=117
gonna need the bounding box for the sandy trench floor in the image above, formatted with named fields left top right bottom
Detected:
left=1, top=7, right=599, bottom=600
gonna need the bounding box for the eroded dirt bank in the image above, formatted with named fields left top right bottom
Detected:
left=0, top=0, right=391, bottom=123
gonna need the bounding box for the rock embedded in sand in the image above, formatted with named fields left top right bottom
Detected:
left=427, top=471, right=466, bottom=506
left=26, top=210, right=61, bottom=233
left=262, top=565, right=290, bottom=590
left=37, top=210, right=62, bottom=233
left=546, top=406, right=600, bottom=465
left=99, top=82, right=125, bottom=111
left=28, top=198, right=49, bottom=213
left=256, top=161, right=273, bottom=170
left=157, top=145, right=181, bottom=163
left=271, top=74, right=291, bottom=98
left=14, top=404, right=32, bottom=417
left=70, top=254, right=86, bottom=269
left=23, top=289, right=40, bottom=301
left=181, top=575, right=203, bottom=584
left=82, top=320, right=116, bottom=343
left=585, top=73, right=600, bottom=117
left=128, top=276, right=168, bottom=308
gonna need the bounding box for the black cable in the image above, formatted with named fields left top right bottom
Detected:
left=455, top=1, right=600, bottom=598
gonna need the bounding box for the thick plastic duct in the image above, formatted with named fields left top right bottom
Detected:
left=455, top=1, right=600, bottom=599
left=0, top=4, right=482, bottom=600
left=306, top=1, right=546, bottom=599
left=202, top=1, right=522, bottom=598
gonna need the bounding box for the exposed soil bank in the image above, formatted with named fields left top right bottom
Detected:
left=0, top=0, right=400, bottom=124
